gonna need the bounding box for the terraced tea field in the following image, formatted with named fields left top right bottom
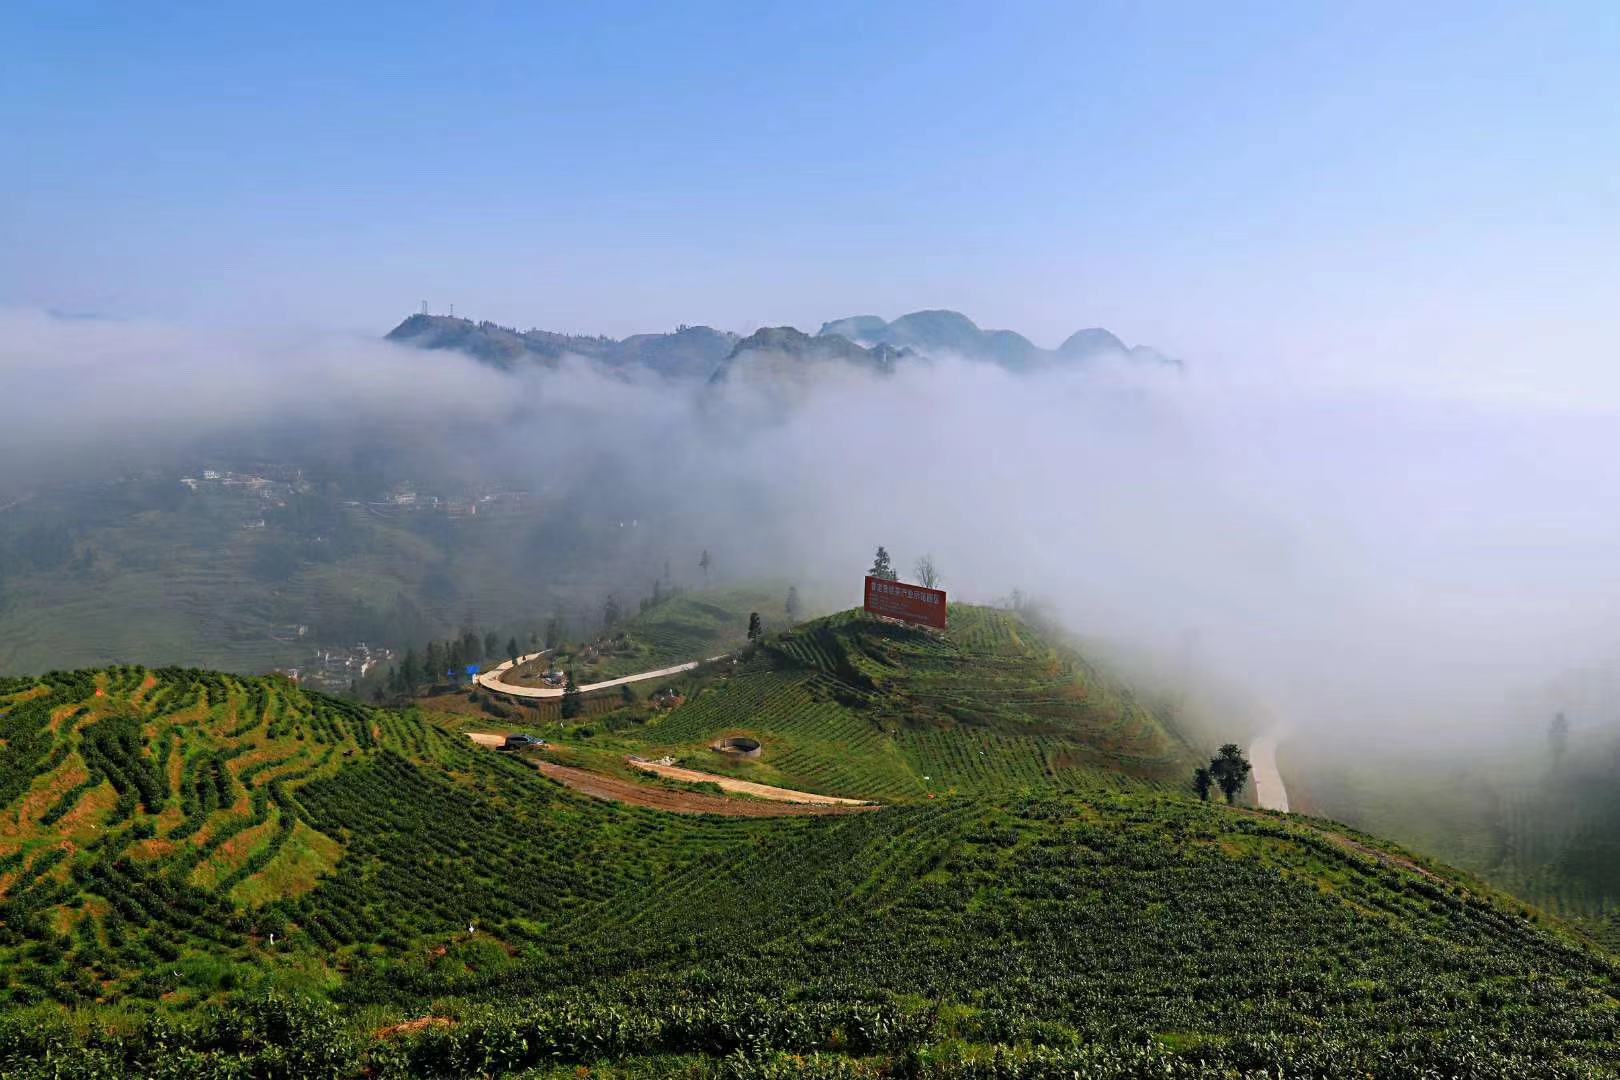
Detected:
left=637, top=670, right=922, bottom=798
left=2, top=608, right=1618, bottom=1077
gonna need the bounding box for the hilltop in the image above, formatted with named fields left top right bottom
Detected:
left=585, top=604, right=1197, bottom=799
left=1, top=603, right=1616, bottom=1075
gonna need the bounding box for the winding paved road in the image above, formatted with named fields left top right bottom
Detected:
left=476, top=651, right=727, bottom=700
left=1249, top=733, right=1290, bottom=813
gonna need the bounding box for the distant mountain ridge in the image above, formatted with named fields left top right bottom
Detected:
left=819, top=309, right=1177, bottom=369
left=384, top=314, right=738, bottom=379
left=386, top=308, right=1176, bottom=378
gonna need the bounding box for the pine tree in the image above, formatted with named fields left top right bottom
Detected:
left=785, top=585, right=802, bottom=622
left=462, top=630, right=482, bottom=664
left=869, top=546, right=897, bottom=581
left=400, top=649, right=420, bottom=690
left=1193, top=766, right=1213, bottom=802
left=1209, top=744, right=1252, bottom=805
left=423, top=642, right=442, bottom=686
left=545, top=616, right=563, bottom=651
left=507, top=636, right=519, bottom=663
left=561, top=670, right=583, bottom=719
left=699, top=549, right=712, bottom=583
left=747, top=612, right=763, bottom=641
left=1549, top=712, right=1570, bottom=767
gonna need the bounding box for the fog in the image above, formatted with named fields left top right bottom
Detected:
left=710, top=352, right=1620, bottom=752
left=5, top=305, right=1620, bottom=751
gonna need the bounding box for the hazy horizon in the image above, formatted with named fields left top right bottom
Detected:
left=8, top=301, right=1620, bottom=762
left=6, top=3, right=1619, bottom=407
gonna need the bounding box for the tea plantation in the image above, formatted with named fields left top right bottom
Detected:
left=0, top=608, right=1617, bottom=1077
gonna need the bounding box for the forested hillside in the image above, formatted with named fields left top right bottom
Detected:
left=0, top=474, right=673, bottom=676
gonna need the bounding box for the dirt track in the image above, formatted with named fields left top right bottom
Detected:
left=626, top=758, right=869, bottom=805
left=463, top=733, right=874, bottom=816
left=530, top=759, right=875, bottom=817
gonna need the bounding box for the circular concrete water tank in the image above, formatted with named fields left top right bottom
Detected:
left=713, top=736, right=762, bottom=760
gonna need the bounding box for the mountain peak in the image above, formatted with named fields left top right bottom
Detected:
left=1057, top=327, right=1127, bottom=359
left=709, top=325, right=908, bottom=384
left=815, top=309, right=1172, bottom=370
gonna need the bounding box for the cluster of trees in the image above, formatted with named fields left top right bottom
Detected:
left=386, top=629, right=530, bottom=697
left=606, top=575, right=687, bottom=633
left=1192, top=744, right=1252, bottom=804
left=753, top=583, right=813, bottom=641
left=868, top=547, right=943, bottom=589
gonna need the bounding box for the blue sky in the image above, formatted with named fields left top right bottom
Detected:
left=3, top=1, right=1616, bottom=391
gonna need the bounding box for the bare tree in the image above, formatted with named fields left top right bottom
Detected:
left=914, top=554, right=941, bottom=589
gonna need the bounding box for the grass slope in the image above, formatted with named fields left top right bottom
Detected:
left=552, top=584, right=791, bottom=682
left=0, top=657, right=1616, bottom=1076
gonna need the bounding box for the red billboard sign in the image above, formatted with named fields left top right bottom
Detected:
left=864, top=575, right=948, bottom=630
